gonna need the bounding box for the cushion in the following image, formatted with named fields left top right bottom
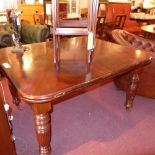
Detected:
left=20, top=23, right=49, bottom=44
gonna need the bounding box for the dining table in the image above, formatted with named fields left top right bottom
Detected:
left=0, top=37, right=152, bottom=155
left=130, top=12, right=155, bottom=25
left=141, top=24, right=155, bottom=40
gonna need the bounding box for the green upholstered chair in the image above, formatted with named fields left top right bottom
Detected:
left=0, top=24, right=13, bottom=48
left=20, top=23, right=49, bottom=44
left=0, top=23, right=49, bottom=48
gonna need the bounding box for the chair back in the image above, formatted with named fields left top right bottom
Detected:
left=113, top=14, right=127, bottom=29
left=111, top=29, right=155, bottom=52
left=146, top=7, right=155, bottom=15
left=33, top=13, right=44, bottom=25
left=96, top=16, right=106, bottom=34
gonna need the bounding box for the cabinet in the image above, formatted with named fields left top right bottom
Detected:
left=0, top=96, right=16, bottom=155
left=107, top=2, right=131, bottom=22
left=17, top=4, right=44, bottom=24
left=43, top=0, right=68, bottom=21
left=99, top=2, right=131, bottom=22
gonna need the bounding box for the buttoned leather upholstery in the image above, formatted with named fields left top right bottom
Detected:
left=112, top=29, right=155, bottom=52
left=112, top=29, right=155, bottom=98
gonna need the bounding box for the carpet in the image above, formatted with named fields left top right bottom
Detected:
left=10, top=82, right=155, bottom=155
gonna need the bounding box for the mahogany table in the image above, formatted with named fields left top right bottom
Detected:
left=141, top=24, right=155, bottom=40
left=130, top=13, right=155, bottom=25
left=0, top=37, right=152, bottom=155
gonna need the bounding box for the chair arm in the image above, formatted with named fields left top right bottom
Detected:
left=20, top=23, right=49, bottom=44
left=0, top=31, right=13, bottom=48
left=112, top=29, right=155, bottom=53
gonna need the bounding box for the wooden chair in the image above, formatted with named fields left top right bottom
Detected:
left=103, top=14, right=127, bottom=40
left=146, top=7, right=155, bottom=15
left=33, top=12, right=53, bottom=40
left=112, top=14, right=127, bottom=29
left=96, top=16, right=106, bottom=36
left=81, top=8, right=88, bottom=18
left=33, top=13, right=45, bottom=25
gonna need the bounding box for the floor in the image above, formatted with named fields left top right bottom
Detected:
left=6, top=81, right=155, bottom=155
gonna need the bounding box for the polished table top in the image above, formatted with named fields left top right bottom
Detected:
left=141, top=24, right=155, bottom=34
left=130, top=12, right=155, bottom=20
left=0, top=37, right=152, bottom=155
left=0, top=37, right=152, bottom=103
left=130, top=12, right=155, bottom=24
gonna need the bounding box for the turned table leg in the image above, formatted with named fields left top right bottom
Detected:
left=34, top=113, right=51, bottom=155
left=125, top=71, right=139, bottom=110
left=31, top=102, right=52, bottom=155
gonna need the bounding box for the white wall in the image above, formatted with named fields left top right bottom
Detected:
left=0, top=0, right=19, bottom=12
left=25, top=0, right=35, bottom=4
left=143, top=0, right=155, bottom=8
left=80, top=0, right=87, bottom=8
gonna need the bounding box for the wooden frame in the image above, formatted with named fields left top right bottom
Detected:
left=52, top=0, right=99, bottom=64
left=43, top=0, right=52, bottom=24
left=43, top=0, right=68, bottom=25
left=0, top=12, right=8, bottom=24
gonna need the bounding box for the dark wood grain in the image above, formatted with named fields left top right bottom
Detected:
left=0, top=96, right=16, bottom=155
left=0, top=37, right=151, bottom=103
left=141, top=24, right=155, bottom=40
left=0, top=37, right=152, bottom=155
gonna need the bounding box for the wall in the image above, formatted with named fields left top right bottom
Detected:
left=143, top=0, right=155, bottom=8
left=0, top=0, right=20, bottom=12
left=80, top=0, right=87, bottom=8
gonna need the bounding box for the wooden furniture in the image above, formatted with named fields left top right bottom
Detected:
left=112, top=14, right=127, bottom=29
left=0, top=23, right=49, bottom=48
left=98, top=2, right=139, bottom=35
left=112, top=29, right=155, bottom=99
left=146, top=7, right=155, bottom=15
left=96, top=16, right=106, bottom=36
left=141, top=24, right=155, bottom=40
left=17, top=4, right=44, bottom=24
left=99, top=2, right=131, bottom=23
left=43, top=0, right=52, bottom=25
left=43, top=0, right=68, bottom=23
left=0, top=12, right=8, bottom=25
left=103, top=14, right=127, bottom=40
left=0, top=96, right=16, bottom=155
left=33, top=13, right=44, bottom=25
left=52, top=0, right=98, bottom=64
left=130, top=12, right=155, bottom=25
left=81, top=8, right=88, bottom=18
left=0, top=24, right=13, bottom=48
left=0, top=37, right=152, bottom=155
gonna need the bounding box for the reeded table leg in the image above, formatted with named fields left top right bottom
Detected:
left=125, top=71, right=139, bottom=110
left=31, top=102, right=52, bottom=155
left=34, top=113, right=51, bottom=155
